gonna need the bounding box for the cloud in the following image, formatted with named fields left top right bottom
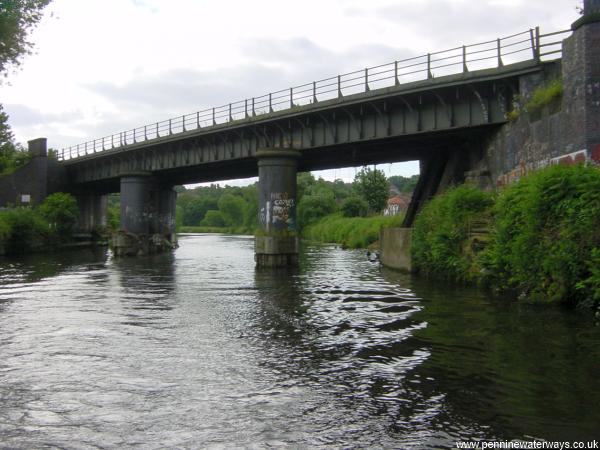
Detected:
left=351, top=0, right=578, bottom=47
left=73, top=36, right=415, bottom=145
left=3, top=104, right=81, bottom=128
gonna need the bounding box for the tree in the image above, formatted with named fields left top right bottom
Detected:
left=388, top=174, right=419, bottom=193
left=297, top=189, right=338, bottom=228
left=217, top=194, right=246, bottom=227
left=38, top=192, right=79, bottom=235
left=354, top=167, right=390, bottom=213
left=0, top=104, right=30, bottom=174
left=0, top=0, right=52, bottom=77
left=201, top=210, right=226, bottom=227
left=0, top=104, right=14, bottom=154
left=297, top=172, right=316, bottom=201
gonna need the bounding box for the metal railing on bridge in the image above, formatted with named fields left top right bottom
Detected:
left=59, top=27, right=571, bottom=161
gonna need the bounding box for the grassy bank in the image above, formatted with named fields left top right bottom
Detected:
left=411, top=164, right=600, bottom=309
left=179, top=213, right=405, bottom=249
left=302, top=213, right=405, bottom=248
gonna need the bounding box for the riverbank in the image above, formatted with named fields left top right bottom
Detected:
left=0, top=193, right=82, bottom=255
left=408, top=164, right=600, bottom=310
left=301, top=213, right=404, bottom=248
left=178, top=213, right=405, bottom=250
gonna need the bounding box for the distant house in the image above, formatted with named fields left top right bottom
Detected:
left=384, top=193, right=411, bottom=216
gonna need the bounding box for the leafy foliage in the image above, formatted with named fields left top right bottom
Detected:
left=482, top=164, right=600, bottom=307
left=0, top=207, right=49, bottom=253
left=340, top=195, right=369, bottom=218
left=353, top=167, right=390, bottom=213
left=201, top=210, right=226, bottom=228
left=0, top=0, right=52, bottom=77
left=412, top=164, right=600, bottom=308
left=297, top=190, right=338, bottom=228
left=388, top=174, right=419, bottom=193
left=106, top=194, right=120, bottom=230
left=0, top=105, right=31, bottom=175
left=412, top=185, right=494, bottom=282
left=38, top=192, right=78, bottom=236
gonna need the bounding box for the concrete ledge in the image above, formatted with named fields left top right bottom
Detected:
left=254, top=235, right=299, bottom=267
left=379, top=227, right=412, bottom=273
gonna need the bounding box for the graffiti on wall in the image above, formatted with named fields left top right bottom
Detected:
left=496, top=146, right=600, bottom=187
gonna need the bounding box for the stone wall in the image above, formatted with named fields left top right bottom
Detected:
left=470, top=23, right=600, bottom=188
left=0, top=156, right=68, bottom=207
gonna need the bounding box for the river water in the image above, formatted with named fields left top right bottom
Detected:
left=0, top=234, right=599, bottom=449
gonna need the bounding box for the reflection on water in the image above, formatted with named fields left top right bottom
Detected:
left=0, top=235, right=599, bottom=449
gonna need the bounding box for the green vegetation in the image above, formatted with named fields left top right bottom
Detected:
left=297, top=174, right=339, bottom=228
left=175, top=167, right=413, bottom=247
left=302, top=213, right=405, bottom=249
left=340, top=195, right=369, bottom=218
left=0, top=0, right=52, bottom=77
left=0, top=0, right=52, bottom=175
left=0, top=207, right=48, bottom=254
left=176, top=183, right=258, bottom=234
left=353, top=167, right=390, bottom=213
left=412, top=185, right=494, bottom=283
left=389, top=174, right=419, bottom=193
left=411, top=164, right=600, bottom=309
left=38, top=192, right=78, bottom=236
left=505, top=79, right=563, bottom=122
left=525, top=78, right=563, bottom=115
left=107, top=194, right=120, bottom=230
left=0, top=192, right=79, bottom=254
left=0, top=105, right=32, bottom=175
left=482, top=164, right=600, bottom=308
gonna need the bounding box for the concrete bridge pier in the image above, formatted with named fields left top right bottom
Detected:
left=76, top=194, right=108, bottom=232
left=255, top=148, right=300, bottom=267
left=112, top=172, right=177, bottom=256
left=153, top=187, right=178, bottom=243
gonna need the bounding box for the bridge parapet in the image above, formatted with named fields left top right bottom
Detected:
left=58, top=27, right=569, bottom=162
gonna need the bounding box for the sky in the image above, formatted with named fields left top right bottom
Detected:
left=0, top=0, right=580, bottom=185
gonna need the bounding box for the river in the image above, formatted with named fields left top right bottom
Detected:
left=0, top=234, right=599, bottom=449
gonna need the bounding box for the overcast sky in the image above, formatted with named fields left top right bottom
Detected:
left=0, top=0, right=580, bottom=184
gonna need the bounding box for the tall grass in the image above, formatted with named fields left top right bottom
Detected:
left=302, top=213, right=404, bottom=248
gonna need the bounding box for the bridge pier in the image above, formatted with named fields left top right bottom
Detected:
left=76, top=194, right=108, bottom=232
left=112, top=172, right=177, bottom=256
left=255, top=149, right=300, bottom=267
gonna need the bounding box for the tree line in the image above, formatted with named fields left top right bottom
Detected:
left=175, top=168, right=416, bottom=233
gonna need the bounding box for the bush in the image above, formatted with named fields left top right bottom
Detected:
left=341, top=196, right=369, bottom=218
left=412, top=185, right=494, bottom=282
left=482, top=164, right=600, bottom=307
left=38, top=192, right=79, bottom=236
left=0, top=207, right=49, bottom=254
